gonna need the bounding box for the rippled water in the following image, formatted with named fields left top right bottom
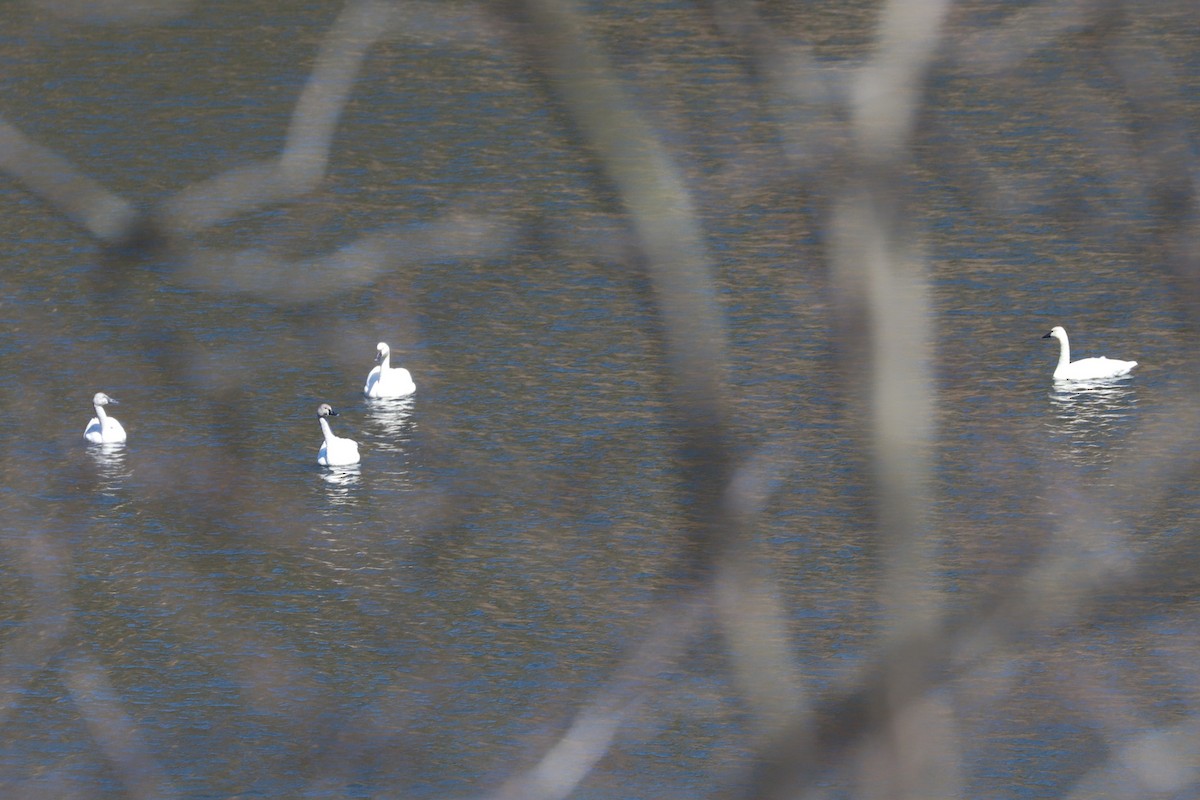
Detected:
left=1, top=2, right=1197, bottom=798
left=1044, top=378, right=1139, bottom=468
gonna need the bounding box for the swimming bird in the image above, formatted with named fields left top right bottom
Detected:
left=1042, top=326, right=1137, bottom=381
left=363, top=342, right=416, bottom=399
left=316, top=403, right=360, bottom=466
left=84, top=392, right=127, bottom=444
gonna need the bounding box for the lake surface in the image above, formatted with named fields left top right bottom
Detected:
left=1, top=2, right=1198, bottom=798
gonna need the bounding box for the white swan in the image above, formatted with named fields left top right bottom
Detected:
left=84, top=392, right=127, bottom=444
left=316, top=403, right=360, bottom=466
left=1042, top=326, right=1137, bottom=381
left=363, top=342, right=416, bottom=399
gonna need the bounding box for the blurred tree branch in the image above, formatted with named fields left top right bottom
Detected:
left=0, top=0, right=1198, bottom=798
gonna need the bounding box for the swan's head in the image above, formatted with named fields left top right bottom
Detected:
left=375, top=342, right=390, bottom=363
left=93, top=392, right=119, bottom=406
left=317, top=403, right=339, bottom=418
left=1042, top=326, right=1067, bottom=341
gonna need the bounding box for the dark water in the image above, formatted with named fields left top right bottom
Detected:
left=1, top=2, right=1198, bottom=798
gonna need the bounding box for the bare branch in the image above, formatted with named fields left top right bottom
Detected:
left=64, top=652, right=181, bottom=800
left=0, top=116, right=143, bottom=245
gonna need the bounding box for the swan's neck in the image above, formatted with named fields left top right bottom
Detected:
left=380, top=352, right=392, bottom=370
left=1056, top=335, right=1071, bottom=370
left=319, top=417, right=335, bottom=444
left=94, top=404, right=108, bottom=423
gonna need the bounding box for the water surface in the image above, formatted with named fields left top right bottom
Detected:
left=0, top=2, right=1197, bottom=798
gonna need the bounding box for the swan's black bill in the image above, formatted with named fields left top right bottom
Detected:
left=1041, top=331, right=1053, bottom=339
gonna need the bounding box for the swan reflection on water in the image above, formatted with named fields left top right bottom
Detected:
left=319, top=464, right=362, bottom=505
left=364, top=395, right=416, bottom=452
left=87, top=442, right=132, bottom=499
left=1045, top=376, right=1137, bottom=467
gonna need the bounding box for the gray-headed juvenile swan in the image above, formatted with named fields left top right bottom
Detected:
left=84, top=392, right=127, bottom=444
left=316, top=403, right=360, bottom=466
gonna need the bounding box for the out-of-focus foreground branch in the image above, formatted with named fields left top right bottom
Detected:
left=1, top=0, right=1199, bottom=798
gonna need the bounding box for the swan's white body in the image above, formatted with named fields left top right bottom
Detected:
left=1043, top=326, right=1137, bottom=381
left=84, top=392, right=127, bottom=444
left=316, top=404, right=360, bottom=466
left=364, top=342, right=415, bottom=399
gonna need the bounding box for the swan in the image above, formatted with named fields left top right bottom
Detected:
left=363, top=342, right=416, bottom=399
left=316, top=403, right=360, bottom=466
left=1042, top=326, right=1137, bottom=381
left=84, top=392, right=127, bottom=444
